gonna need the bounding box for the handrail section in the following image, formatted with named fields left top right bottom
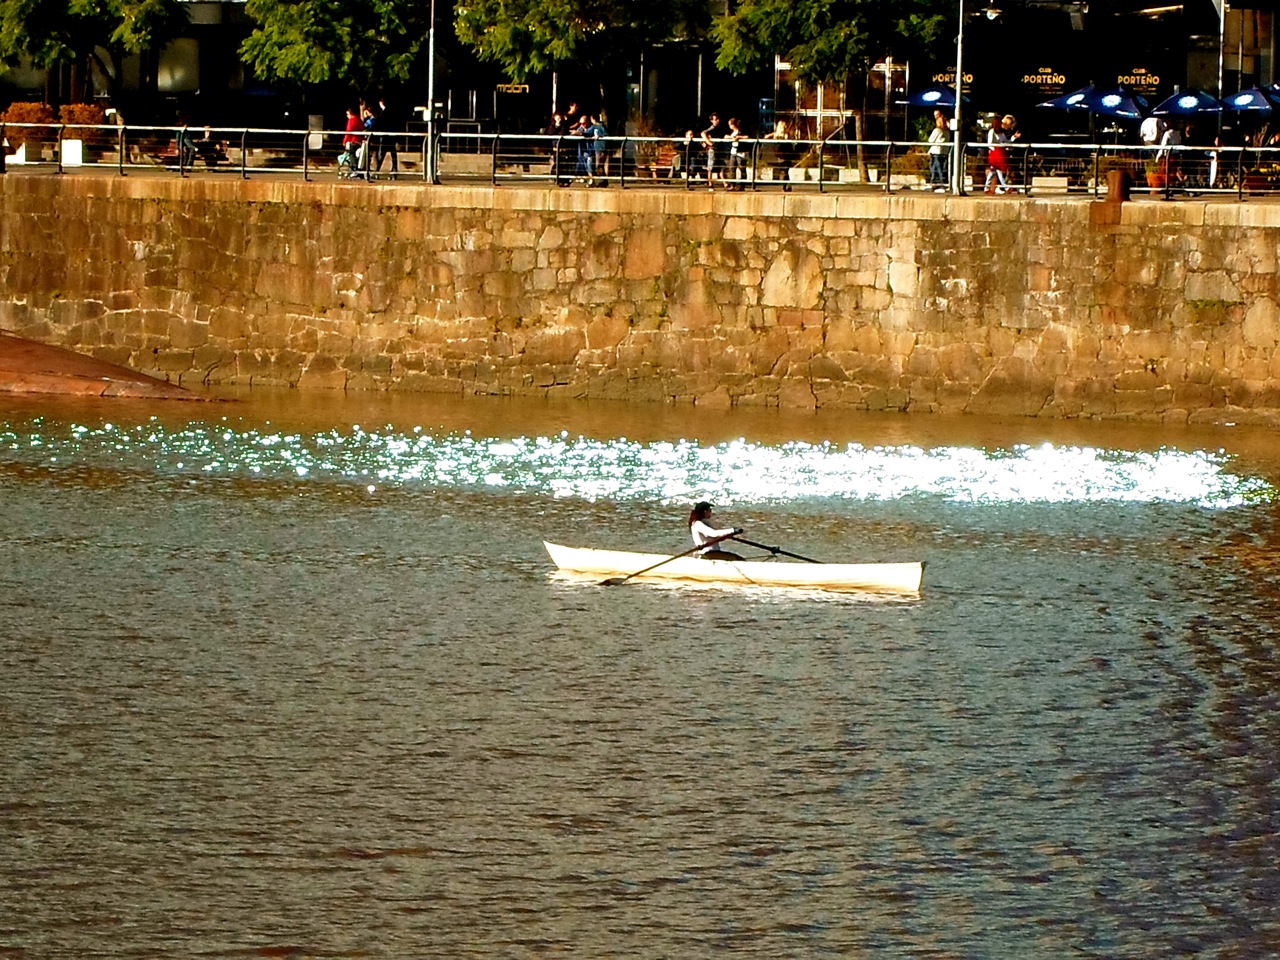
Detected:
left=0, top=122, right=1275, bottom=199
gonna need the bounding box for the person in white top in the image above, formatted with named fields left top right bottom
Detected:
left=927, top=112, right=950, bottom=190
left=689, top=501, right=744, bottom=560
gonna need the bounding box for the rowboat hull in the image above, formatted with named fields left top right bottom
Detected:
left=544, top=542, right=924, bottom=594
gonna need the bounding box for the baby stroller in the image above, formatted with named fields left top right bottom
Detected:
left=337, top=143, right=364, bottom=179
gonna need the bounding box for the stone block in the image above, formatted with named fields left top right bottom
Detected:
left=967, top=357, right=1054, bottom=417
left=761, top=245, right=824, bottom=309
left=809, top=355, right=847, bottom=381
left=887, top=260, right=917, bottom=297
left=1186, top=271, right=1243, bottom=303
left=778, top=378, right=816, bottom=409
left=585, top=314, right=630, bottom=350
left=624, top=228, right=666, bottom=280
left=1242, top=298, right=1279, bottom=349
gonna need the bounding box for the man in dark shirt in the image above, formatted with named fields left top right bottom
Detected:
left=700, top=112, right=725, bottom=189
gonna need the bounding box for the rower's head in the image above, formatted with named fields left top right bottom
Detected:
left=690, top=501, right=714, bottom=524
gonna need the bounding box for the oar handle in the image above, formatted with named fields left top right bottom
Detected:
left=730, top=535, right=822, bottom=564
left=601, top=530, right=738, bottom=586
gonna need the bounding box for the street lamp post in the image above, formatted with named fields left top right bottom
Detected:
left=951, top=0, right=966, bottom=194
left=426, top=0, right=437, bottom=182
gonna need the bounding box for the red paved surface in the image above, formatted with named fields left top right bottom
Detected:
left=0, top=333, right=207, bottom=400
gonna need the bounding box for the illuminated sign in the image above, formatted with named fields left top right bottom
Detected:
left=495, top=84, right=530, bottom=94
left=1117, top=67, right=1160, bottom=92
left=1021, top=66, right=1067, bottom=95
left=931, top=70, right=974, bottom=85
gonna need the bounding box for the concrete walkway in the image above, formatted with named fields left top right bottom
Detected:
left=0, top=333, right=207, bottom=400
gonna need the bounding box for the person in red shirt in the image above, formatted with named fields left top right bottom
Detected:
left=339, top=106, right=364, bottom=178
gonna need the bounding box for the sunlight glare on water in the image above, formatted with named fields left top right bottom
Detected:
left=1, top=417, right=1271, bottom=508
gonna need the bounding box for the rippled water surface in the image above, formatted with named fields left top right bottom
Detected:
left=3, top=391, right=1279, bottom=958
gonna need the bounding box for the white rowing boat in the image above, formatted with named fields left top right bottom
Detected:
left=544, top=541, right=925, bottom=594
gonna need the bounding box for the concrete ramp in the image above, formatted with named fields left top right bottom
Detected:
left=0, top=333, right=208, bottom=400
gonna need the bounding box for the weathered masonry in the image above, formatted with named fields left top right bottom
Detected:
left=2, top=175, right=1278, bottom=423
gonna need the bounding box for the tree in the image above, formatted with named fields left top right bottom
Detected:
left=454, top=0, right=708, bottom=84
left=0, top=0, right=186, bottom=101
left=240, top=0, right=433, bottom=91
left=714, top=0, right=947, bottom=172
left=713, top=0, right=948, bottom=88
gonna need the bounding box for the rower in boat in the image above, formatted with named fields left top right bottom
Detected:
left=689, top=501, right=745, bottom=561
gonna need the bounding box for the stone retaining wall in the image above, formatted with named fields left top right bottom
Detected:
left=2, top=174, right=1279, bottom=422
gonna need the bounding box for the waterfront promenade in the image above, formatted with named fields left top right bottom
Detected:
left=2, top=169, right=1279, bottom=424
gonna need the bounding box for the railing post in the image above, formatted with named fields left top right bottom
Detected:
left=620, top=136, right=627, bottom=189
left=1238, top=148, right=1246, bottom=202
left=491, top=133, right=499, bottom=184
left=302, top=129, right=309, bottom=182
left=0, top=124, right=6, bottom=175
left=1021, top=144, right=1030, bottom=195
left=57, top=124, right=65, bottom=175
left=818, top=142, right=825, bottom=194
left=884, top=142, right=892, bottom=194
left=1092, top=147, right=1100, bottom=198
left=117, top=124, right=125, bottom=176
left=750, top=140, right=758, bottom=190
left=425, top=116, right=444, bottom=183
left=240, top=130, right=248, bottom=179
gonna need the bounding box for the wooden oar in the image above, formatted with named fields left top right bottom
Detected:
left=600, top=531, right=739, bottom=586
left=730, top=535, right=822, bottom=564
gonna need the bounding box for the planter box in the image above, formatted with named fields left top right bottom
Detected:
left=1031, top=175, right=1070, bottom=193
left=61, top=139, right=84, bottom=166
left=788, top=167, right=809, bottom=182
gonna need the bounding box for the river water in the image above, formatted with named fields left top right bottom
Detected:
left=2, top=390, right=1278, bottom=959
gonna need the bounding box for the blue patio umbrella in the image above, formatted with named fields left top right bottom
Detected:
left=1086, top=86, right=1148, bottom=119
left=1151, top=89, right=1222, bottom=116
left=1036, top=84, right=1096, bottom=111
left=1221, top=87, right=1280, bottom=112
left=901, top=85, right=968, bottom=108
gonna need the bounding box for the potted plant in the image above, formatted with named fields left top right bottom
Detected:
left=1144, top=158, right=1167, bottom=190
left=58, top=103, right=108, bottom=166
left=630, top=117, right=662, bottom=176
left=1, top=101, right=56, bottom=162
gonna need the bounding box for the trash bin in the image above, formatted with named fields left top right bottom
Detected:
left=1106, top=169, right=1131, bottom=203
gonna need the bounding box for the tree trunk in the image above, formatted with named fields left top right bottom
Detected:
left=856, top=68, right=869, bottom=180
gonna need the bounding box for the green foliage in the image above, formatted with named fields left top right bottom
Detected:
left=712, top=0, right=949, bottom=87
left=0, top=0, right=185, bottom=81
left=241, top=0, right=432, bottom=89
left=454, top=0, right=709, bottom=82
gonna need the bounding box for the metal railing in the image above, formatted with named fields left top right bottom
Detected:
left=1, top=121, right=1275, bottom=200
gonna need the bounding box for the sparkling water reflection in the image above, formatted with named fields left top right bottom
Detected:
left=2, top=416, right=1271, bottom=508
left=2, top=392, right=1278, bottom=958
